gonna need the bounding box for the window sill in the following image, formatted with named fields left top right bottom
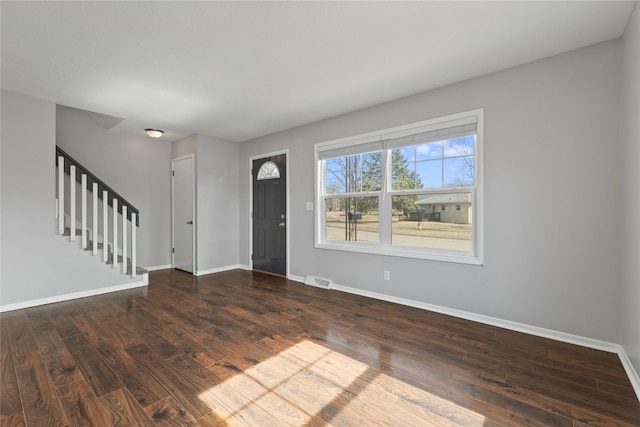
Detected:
left=315, top=241, right=483, bottom=265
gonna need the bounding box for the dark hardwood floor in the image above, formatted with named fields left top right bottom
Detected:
left=1, top=269, right=639, bottom=426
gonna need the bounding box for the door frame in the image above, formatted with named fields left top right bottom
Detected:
left=249, top=149, right=289, bottom=277
left=171, top=154, right=196, bottom=273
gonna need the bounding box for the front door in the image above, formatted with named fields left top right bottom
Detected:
left=172, top=155, right=194, bottom=273
left=252, top=154, right=286, bottom=276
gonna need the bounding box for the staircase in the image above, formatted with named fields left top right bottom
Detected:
left=56, top=146, right=147, bottom=279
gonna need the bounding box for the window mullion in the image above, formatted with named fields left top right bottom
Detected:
left=379, top=147, right=392, bottom=246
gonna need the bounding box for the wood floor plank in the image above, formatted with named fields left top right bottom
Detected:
left=98, top=387, right=155, bottom=427
left=548, top=350, right=632, bottom=384
left=466, top=351, right=599, bottom=391
left=598, top=378, right=638, bottom=398
left=143, top=396, right=200, bottom=426
left=4, top=311, right=68, bottom=427
left=0, top=332, right=22, bottom=418
left=166, top=353, right=232, bottom=412
left=47, top=311, right=82, bottom=339
left=90, top=339, right=170, bottom=408
left=126, top=343, right=213, bottom=419
left=56, top=379, right=112, bottom=426
left=159, top=327, right=224, bottom=368
left=274, top=369, right=343, bottom=421
left=194, top=407, right=238, bottom=427
left=33, top=329, right=84, bottom=388
left=506, top=372, right=640, bottom=425
left=24, top=306, right=55, bottom=334
left=0, top=412, right=26, bottom=427
left=3, top=311, right=38, bottom=357
left=62, top=333, right=122, bottom=397
left=198, top=371, right=288, bottom=427
left=13, top=351, right=68, bottom=427
left=105, top=312, right=148, bottom=349
left=144, top=335, right=183, bottom=360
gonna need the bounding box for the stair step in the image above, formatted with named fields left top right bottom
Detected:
left=84, top=241, right=107, bottom=251
left=63, top=227, right=82, bottom=236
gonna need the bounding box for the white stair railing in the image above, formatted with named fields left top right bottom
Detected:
left=55, top=151, right=141, bottom=278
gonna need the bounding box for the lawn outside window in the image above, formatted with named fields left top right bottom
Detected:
left=314, top=109, right=483, bottom=265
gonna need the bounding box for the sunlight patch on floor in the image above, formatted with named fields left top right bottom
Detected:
left=199, top=339, right=486, bottom=425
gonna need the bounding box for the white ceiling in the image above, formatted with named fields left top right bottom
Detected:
left=1, top=1, right=635, bottom=143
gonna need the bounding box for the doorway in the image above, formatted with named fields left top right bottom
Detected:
left=172, top=155, right=195, bottom=273
left=252, top=154, right=287, bottom=276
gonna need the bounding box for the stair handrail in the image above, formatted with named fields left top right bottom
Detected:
left=56, top=145, right=140, bottom=226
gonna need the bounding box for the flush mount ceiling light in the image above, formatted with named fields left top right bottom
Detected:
left=145, top=129, right=164, bottom=138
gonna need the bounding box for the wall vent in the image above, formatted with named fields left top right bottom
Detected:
left=304, top=275, right=332, bottom=289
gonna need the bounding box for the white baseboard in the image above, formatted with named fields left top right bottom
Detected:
left=144, top=264, right=172, bottom=271
left=0, top=278, right=148, bottom=313
left=330, top=282, right=640, bottom=402
left=288, top=274, right=305, bottom=283
left=195, top=264, right=246, bottom=276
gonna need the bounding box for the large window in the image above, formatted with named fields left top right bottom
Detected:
left=315, top=110, right=483, bottom=264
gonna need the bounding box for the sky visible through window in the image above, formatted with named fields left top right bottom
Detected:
left=394, top=135, right=475, bottom=189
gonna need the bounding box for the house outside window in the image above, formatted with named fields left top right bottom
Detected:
left=315, top=109, right=483, bottom=265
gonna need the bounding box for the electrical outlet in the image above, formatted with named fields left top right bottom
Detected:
left=384, top=270, right=390, bottom=281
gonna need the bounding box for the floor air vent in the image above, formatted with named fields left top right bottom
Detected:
left=304, top=275, right=332, bottom=289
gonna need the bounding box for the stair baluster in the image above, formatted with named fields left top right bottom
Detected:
left=92, top=183, right=98, bottom=256
left=81, top=174, right=87, bottom=249
left=132, top=212, right=137, bottom=277
left=58, top=156, right=65, bottom=235
left=112, top=198, right=118, bottom=269
left=122, top=206, right=128, bottom=274
left=102, top=190, right=108, bottom=263
left=70, top=165, right=76, bottom=242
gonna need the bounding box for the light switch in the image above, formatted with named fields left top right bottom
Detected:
left=306, top=202, right=314, bottom=211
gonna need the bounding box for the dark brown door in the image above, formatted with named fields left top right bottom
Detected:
left=252, top=155, right=286, bottom=276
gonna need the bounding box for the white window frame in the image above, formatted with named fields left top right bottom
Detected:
left=314, top=109, right=484, bottom=265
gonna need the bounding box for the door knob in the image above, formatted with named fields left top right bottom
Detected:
left=279, top=222, right=286, bottom=227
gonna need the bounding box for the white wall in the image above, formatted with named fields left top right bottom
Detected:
left=195, top=134, right=240, bottom=272
left=172, top=133, right=240, bottom=273
left=1, top=91, right=142, bottom=308
left=56, top=105, right=172, bottom=269
left=172, top=134, right=197, bottom=159
left=622, top=1, right=640, bottom=381
left=239, top=40, right=623, bottom=343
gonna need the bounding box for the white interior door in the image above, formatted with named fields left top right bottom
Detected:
left=172, top=155, right=194, bottom=273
